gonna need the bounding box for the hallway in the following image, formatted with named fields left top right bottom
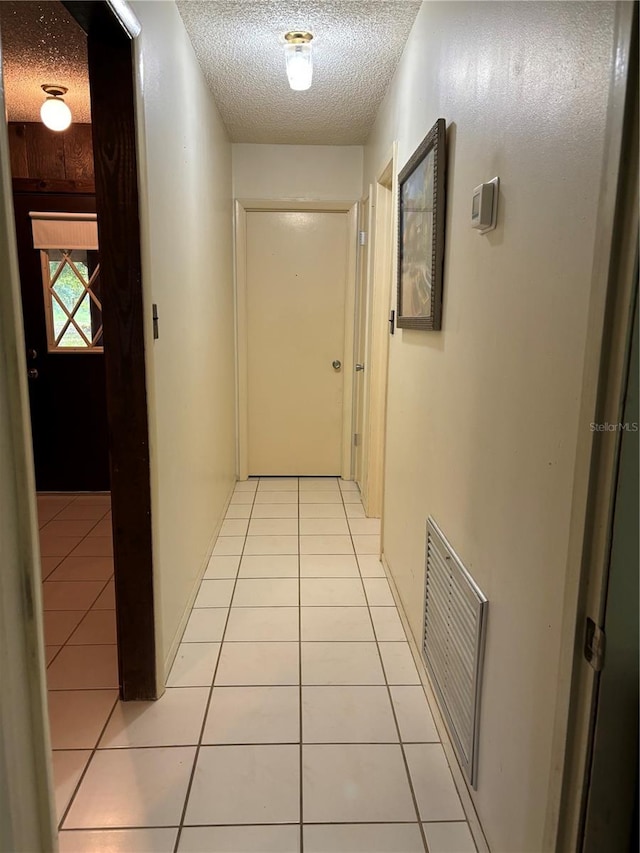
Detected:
left=0, top=1, right=634, bottom=850
left=53, top=478, right=476, bottom=853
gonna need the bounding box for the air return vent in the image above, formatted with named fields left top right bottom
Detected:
left=423, top=518, right=488, bottom=788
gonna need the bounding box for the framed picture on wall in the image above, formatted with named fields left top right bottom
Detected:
left=397, top=118, right=446, bottom=330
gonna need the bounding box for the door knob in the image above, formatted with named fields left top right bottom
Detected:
left=27, top=368, right=39, bottom=380
left=332, top=360, right=342, bottom=370
left=355, top=363, right=365, bottom=371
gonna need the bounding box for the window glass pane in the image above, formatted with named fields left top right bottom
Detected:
left=42, top=248, right=102, bottom=352
left=58, top=323, right=87, bottom=348
left=75, top=293, right=92, bottom=342
left=51, top=259, right=84, bottom=314
left=52, top=297, right=69, bottom=339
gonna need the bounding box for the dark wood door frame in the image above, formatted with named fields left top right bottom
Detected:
left=62, top=0, right=155, bottom=699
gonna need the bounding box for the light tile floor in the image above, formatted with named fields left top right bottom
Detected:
left=43, top=481, right=477, bottom=853
left=37, top=493, right=119, bottom=832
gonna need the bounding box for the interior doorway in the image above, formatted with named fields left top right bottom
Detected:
left=0, top=0, right=155, bottom=707
left=236, top=200, right=358, bottom=480
left=355, top=146, right=397, bottom=520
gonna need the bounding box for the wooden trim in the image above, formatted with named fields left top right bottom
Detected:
left=8, top=123, right=95, bottom=183
left=39, top=251, right=55, bottom=351
left=63, top=0, right=141, bottom=39
left=12, top=178, right=95, bottom=194
left=61, top=1, right=107, bottom=35
left=105, top=0, right=142, bottom=38
left=65, top=0, right=156, bottom=700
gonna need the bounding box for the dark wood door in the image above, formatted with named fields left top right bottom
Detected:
left=13, top=192, right=109, bottom=491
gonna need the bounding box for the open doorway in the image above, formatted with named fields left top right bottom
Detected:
left=0, top=0, right=117, bottom=828
left=2, top=1, right=109, bottom=492
left=354, top=145, right=397, bottom=521
left=0, top=0, right=155, bottom=833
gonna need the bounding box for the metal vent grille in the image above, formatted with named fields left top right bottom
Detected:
left=423, top=518, right=488, bottom=788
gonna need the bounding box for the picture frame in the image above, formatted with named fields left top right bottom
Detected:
left=397, top=118, right=446, bottom=330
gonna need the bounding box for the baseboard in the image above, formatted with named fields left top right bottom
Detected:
left=380, top=551, right=491, bottom=853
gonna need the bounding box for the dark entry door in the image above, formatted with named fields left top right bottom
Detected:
left=13, top=192, right=109, bottom=491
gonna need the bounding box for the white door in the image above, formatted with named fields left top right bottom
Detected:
left=246, top=210, right=349, bottom=475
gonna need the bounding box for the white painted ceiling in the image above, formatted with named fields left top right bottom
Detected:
left=176, top=0, right=421, bottom=145
left=0, top=2, right=91, bottom=124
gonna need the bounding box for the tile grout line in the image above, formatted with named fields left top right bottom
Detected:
left=44, top=496, right=116, bottom=769
left=59, top=818, right=469, bottom=834
left=172, top=479, right=259, bottom=853
left=45, top=571, right=114, bottom=680
left=37, top=492, right=83, bottom=529
left=341, top=482, right=431, bottom=853
left=43, top=493, right=119, bottom=832
left=53, top=738, right=440, bottom=751
left=49, top=681, right=419, bottom=692
left=199, top=597, right=396, bottom=605
left=52, top=485, right=464, bottom=846
left=58, top=575, right=113, bottom=641
left=40, top=497, right=111, bottom=550
left=40, top=496, right=110, bottom=545
left=41, top=490, right=114, bottom=661
left=297, top=478, right=304, bottom=852
left=56, top=689, right=120, bottom=831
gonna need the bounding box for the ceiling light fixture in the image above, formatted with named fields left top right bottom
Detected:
left=284, top=31, right=313, bottom=91
left=40, top=85, right=72, bottom=132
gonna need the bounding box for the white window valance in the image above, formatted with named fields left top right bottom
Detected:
left=29, top=212, right=98, bottom=250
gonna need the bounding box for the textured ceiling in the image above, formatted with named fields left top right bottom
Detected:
left=176, top=0, right=421, bottom=145
left=0, top=1, right=420, bottom=143
left=0, top=1, right=91, bottom=124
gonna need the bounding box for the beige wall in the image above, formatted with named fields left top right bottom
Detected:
left=132, top=1, right=236, bottom=680
left=233, top=143, right=363, bottom=201
left=364, top=2, right=617, bottom=851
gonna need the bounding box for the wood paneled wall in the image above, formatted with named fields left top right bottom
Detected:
left=8, top=122, right=94, bottom=183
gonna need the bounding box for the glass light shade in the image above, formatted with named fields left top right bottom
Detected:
left=40, top=96, right=72, bottom=132
left=285, top=43, right=313, bottom=91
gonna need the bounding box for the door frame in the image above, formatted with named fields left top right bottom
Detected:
left=353, top=193, right=371, bottom=488
left=58, top=0, right=156, bottom=700
left=581, top=273, right=638, bottom=851
left=358, top=143, right=398, bottom=522
left=235, top=199, right=359, bottom=480
left=1, top=0, right=154, bottom=843
left=0, top=57, right=58, bottom=853
left=547, top=2, right=638, bottom=848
